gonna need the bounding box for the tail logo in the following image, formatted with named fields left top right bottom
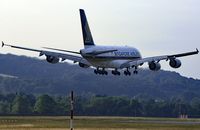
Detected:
left=84, top=22, right=93, bottom=44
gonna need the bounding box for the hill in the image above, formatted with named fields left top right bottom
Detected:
left=0, top=54, right=199, bottom=100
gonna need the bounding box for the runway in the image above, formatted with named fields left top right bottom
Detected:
left=118, top=119, right=200, bottom=125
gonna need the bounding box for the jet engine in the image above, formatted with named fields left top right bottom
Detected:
left=148, top=61, right=161, bottom=71
left=79, top=63, right=89, bottom=68
left=46, top=55, right=59, bottom=64
left=169, top=59, right=181, bottom=68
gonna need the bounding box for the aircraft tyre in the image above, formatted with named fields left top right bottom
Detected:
left=94, top=69, right=108, bottom=75
left=112, top=70, right=120, bottom=76
left=133, top=70, right=138, bottom=74
left=124, top=71, right=131, bottom=76
left=94, top=69, right=98, bottom=74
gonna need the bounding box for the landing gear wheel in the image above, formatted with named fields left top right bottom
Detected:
left=94, top=68, right=108, bottom=75
left=124, top=71, right=131, bottom=76
left=124, top=71, right=127, bottom=75
left=117, top=72, right=120, bottom=75
left=112, top=69, right=120, bottom=76
left=94, top=69, right=98, bottom=74
left=124, top=68, right=131, bottom=76
left=133, top=70, right=138, bottom=74
left=105, top=71, right=108, bottom=75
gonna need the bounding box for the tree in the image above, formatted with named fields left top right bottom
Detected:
left=190, top=97, right=200, bottom=117
left=34, top=94, right=58, bottom=115
left=0, top=101, right=10, bottom=114
left=11, top=94, right=32, bottom=115
left=130, top=99, right=142, bottom=117
left=55, top=96, right=69, bottom=115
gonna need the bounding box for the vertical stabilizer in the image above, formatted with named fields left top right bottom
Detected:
left=80, top=9, right=95, bottom=48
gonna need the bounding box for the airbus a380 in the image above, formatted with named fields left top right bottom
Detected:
left=2, top=9, right=199, bottom=76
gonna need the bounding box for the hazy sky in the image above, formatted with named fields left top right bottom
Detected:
left=0, top=0, right=199, bottom=79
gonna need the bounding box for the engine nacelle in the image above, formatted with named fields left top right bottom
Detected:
left=169, top=59, right=181, bottom=68
left=79, top=63, right=89, bottom=68
left=46, top=55, right=59, bottom=64
left=148, top=61, right=161, bottom=71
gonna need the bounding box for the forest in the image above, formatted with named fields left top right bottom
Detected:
left=0, top=93, right=200, bottom=117
left=0, top=54, right=200, bottom=117
left=0, top=54, right=199, bottom=100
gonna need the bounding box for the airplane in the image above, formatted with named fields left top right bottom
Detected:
left=2, top=9, right=199, bottom=76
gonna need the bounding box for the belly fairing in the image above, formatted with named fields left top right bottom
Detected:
left=86, top=58, right=131, bottom=68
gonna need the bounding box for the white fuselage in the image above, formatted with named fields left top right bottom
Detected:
left=80, top=45, right=142, bottom=69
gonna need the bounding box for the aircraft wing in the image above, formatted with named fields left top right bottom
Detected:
left=120, top=49, right=199, bottom=69
left=42, top=47, right=81, bottom=54
left=2, top=41, right=91, bottom=66
left=43, top=47, right=118, bottom=56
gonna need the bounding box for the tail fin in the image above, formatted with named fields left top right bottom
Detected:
left=79, top=9, right=95, bottom=48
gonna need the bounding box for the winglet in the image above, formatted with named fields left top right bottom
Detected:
left=2, top=41, right=4, bottom=47
left=196, top=48, right=199, bottom=54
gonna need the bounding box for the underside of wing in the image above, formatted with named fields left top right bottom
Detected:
left=42, top=47, right=80, bottom=54
left=2, top=41, right=91, bottom=67
left=40, top=50, right=91, bottom=66
left=120, top=49, right=198, bottom=69
left=120, top=55, right=168, bottom=69
left=168, top=48, right=199, bottom=58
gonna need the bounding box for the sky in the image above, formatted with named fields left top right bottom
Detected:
left=0, top=0, right=199, bottom=79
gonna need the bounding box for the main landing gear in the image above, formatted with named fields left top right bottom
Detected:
left=124, top=67, right=138, bottom=76
left=111, top=69, right=120, bottom=75
left=94, top=67, right=139, bottom=76
left=94, top=68, right=108, bottom=75
left=133, top=66, right=138, bottom=74
left=124, top=68, right=131, bottom=76
left=133, top=70, right=138, bottom=74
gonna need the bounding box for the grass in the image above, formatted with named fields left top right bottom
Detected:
left=0, top=116, right=200, bottom=130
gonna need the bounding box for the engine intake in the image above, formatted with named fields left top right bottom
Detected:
left=148, top=61, right=161, bottom=71
left=169, top=59, right=181, bottom=68
left=46, top=55, right=59, bottom=64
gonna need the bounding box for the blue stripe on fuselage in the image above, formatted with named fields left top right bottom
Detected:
left=83, top=55, right=141, bottom=60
